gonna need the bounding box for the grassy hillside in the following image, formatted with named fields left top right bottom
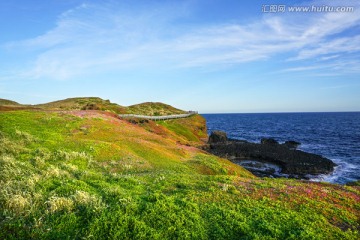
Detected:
left=126, top=102, right=186, bottom=116
left=0, top=99, right=19, bottom=105
left=0, top=104, right=359, bottom=239
left=0, top=98, right=187, bottom=116
left=156, top=114, right=208, bottom=144
left=0, top=99, right=34, bottom=111
left=35, top=97, right=127, bottom=114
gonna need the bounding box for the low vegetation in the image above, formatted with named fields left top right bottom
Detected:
left=0, top=99, right=19, bottom=105
left=157, top=115, right=208, bottom=144
left=0, top=98, right=359, bottom=239
left=127, top=102, right=186, bottom=116
left=36, top=97, right=127, bottom=114
left=2, top=97, right=188, bottom=116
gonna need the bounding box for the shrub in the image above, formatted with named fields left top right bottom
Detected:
left=47, top=196, right=74, bottom=213
left=5, top=194, right=30, bottom=215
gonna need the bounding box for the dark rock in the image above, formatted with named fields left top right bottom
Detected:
left=208, top=131, right=228, bottom=144
left=207, top=137, right=336, bottom=179
left=283, top=141, right=301, bottom=150
left=261, top=138, right=279, bottom=145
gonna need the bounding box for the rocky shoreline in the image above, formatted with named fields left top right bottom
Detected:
left=205, top=131, right=337, bottom=179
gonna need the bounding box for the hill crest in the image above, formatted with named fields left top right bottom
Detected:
left=0, top=97, right=187, bottom=116
left=0, top=98, right=20, bottom=105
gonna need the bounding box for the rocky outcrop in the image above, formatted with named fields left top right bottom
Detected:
left=261, top=138, right=279, bottom=145
left=207, top=131, right=336, bottom=178
left=283, top=140, right=301, bottom=150
left=208, top=131, right=228, bottom=144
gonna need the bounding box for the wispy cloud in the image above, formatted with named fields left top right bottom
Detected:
left=279, top=66, right=326, bottom=73
left=278, top=58, right=360, bottom=76
left=290, top=36, right=360, bottom=61
left=3, top=0, right=360, bottom=80
left=319, top=55, right=340, bottom=61
left=321, top=83, right=360, bottom=90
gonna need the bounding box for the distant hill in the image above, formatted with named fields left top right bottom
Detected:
left=0, top=98, right=33, bottom=111
left=127, top=102, right=186, bottom=116
left=35, top=97, right=127, bottom=114
left=0, top=97, right=187, bottom=116
left=0, top=98, right=20, bottom=105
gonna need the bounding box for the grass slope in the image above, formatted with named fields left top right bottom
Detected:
left=127, top=102, right=186, bottom=116
left=0, top=97, right=188, bottom=116
left=35, top=97, right=127, bottom=114
left=0, top=99, right=34, bottom=112
left=156, top=115, right=208, bottom=144
left=0, top=108, right=359, bottom=239
left=0, top=99, right=19, bottom=105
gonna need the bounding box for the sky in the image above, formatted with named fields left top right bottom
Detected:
left=0, top=0, right=360, bottom=113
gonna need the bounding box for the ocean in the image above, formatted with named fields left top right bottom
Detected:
left=202, top=112, right=360, bottom=184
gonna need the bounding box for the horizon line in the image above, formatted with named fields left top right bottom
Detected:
left=200, top=111, right=360, bottom=114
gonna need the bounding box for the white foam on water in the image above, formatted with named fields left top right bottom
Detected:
left=309, top=158, right=358, bottom=184
left=238, top=160, right=281, bottom=173
left=234, top=160, right=290, bottom=178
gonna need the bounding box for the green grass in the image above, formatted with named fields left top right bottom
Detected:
left=0, top=99, right=19, bottom=105
left=35, top=97, right=127, bottom=114
left=1, top=97, right=189, bottom=116
left=157, top=115, right=208, bottom=144
left=0, top=109, right=359, bottom=239
left=126, top=102, right=186, bottom=116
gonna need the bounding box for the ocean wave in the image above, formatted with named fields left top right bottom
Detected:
left=309, top=158, right=358, bottom=184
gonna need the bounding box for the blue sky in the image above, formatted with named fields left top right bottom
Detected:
left=1, top=0, right=359, bottom=113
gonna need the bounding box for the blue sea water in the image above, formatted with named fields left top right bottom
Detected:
left=202, top=112, right=360, bottom=184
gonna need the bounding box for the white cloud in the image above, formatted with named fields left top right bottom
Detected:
left=321, top=83, right=360, bottom=89
left=280, top=66, right=325, bottom=73
left=290, top=35, right=360, bottom=61
left=4, top=0, right=360, bottom=80
left=319, top=55, right=340, bottom=61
